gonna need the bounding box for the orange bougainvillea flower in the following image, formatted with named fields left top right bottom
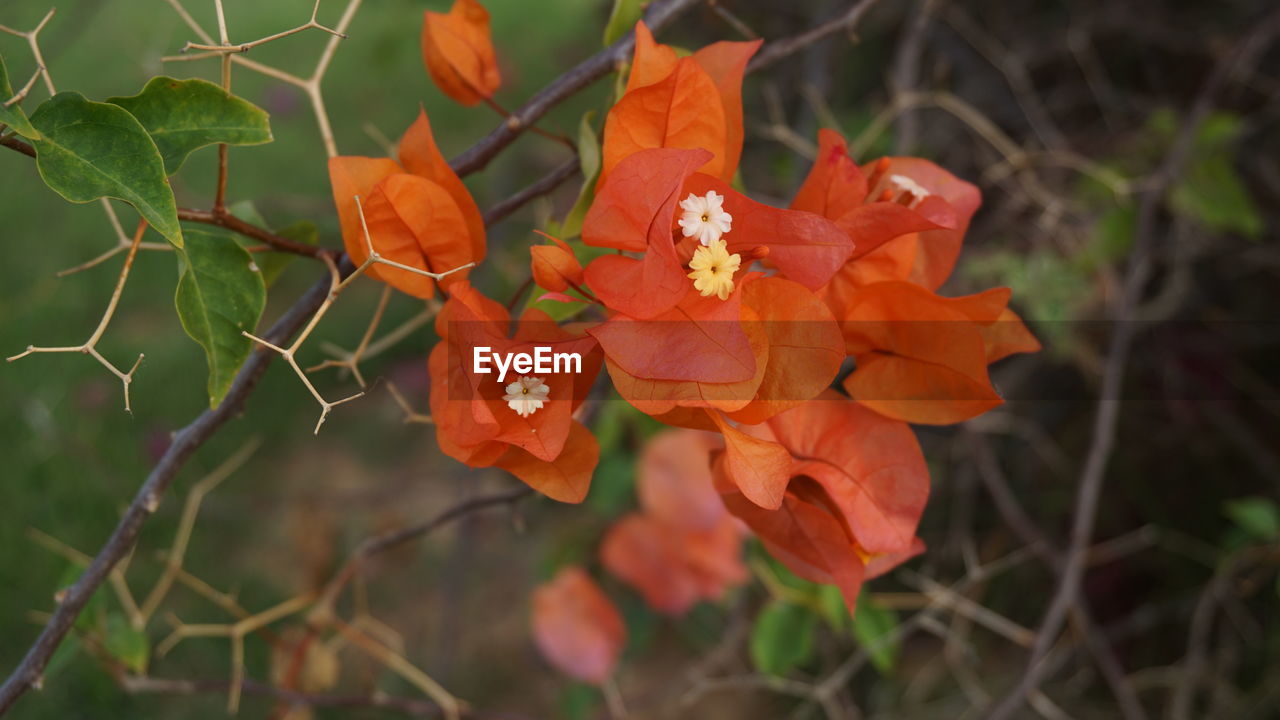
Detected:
left=583, top=147, right=852, bottom=320
left=421, top=0, right=501, bottom=106
left=592, top=276, right=843, bottom=441
left=838, top=281, right=1039, bottom=425
left=600, top=430, right=749, bottom=615
left=713, top=392, right=930, bottom=611
left=529, top=231, right=584, bottom=293
left=791, top=130, right=981, bottom=316
left=597, top=22, right=760, bottom=188
left=428, top=283, right=602, bottom=502
left=531, top=566, right=626, bottom=685
left=328, top=109, right=485, bottom=298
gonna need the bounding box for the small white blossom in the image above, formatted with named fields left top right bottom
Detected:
left=503, top=376, right=550, bottom=418
left=677, top=191, right=733, bottom=246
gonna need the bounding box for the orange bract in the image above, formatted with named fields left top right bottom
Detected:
left=529, top=231, right=584, bottom=293
left=531, top=567, right=626, bottom=685
left=636, top=429, right=728, bottom=530
left=584, top=147, right=711, bottom=318
left=837, top=281, right=1040, bottom=425
left=601, top=429, right=748, bottom=615
left=421, top=0, right=501, bottom=106
left=792, top=130, right=981, bottom=310
left=428, top=284, right=601, bottom=502
left=715, top=393, right=930, bottom=611
left=598, top=22, right=760, bottom=188
left=328, top=110, right=485, bottom=298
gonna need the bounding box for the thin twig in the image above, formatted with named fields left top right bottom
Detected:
left=984, top=12, right=1280, bottom=718
left=6, top=221, right=149, bottom=411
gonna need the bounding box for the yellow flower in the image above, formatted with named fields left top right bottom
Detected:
left=687, top=238, right=741, bottom=301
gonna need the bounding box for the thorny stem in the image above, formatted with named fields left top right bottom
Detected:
left=305, top=284, right=393, bottom=387
left=136, top=440, right=261, bottom=625
left=313, top=300, right=439, bottom=387
left=6, top=221, right=149, bottom=411
left=1, top=11, right=145, bottom=275
left=3, top=65, right=43, bottom=109
left=0, top=8, right=57, bottom=95
left=244, top=199, right=470, bottom=433
left=163, top=0, right=361, bottom=158
left=182, top=0, right=346, bottom=54
left=157, top=593, right=316, bottom=713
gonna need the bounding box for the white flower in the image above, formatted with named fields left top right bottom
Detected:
left=503, top=376, right=550, bottom=418
left=677, top=191, right=733, bottom=246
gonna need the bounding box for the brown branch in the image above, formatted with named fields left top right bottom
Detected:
left=481, top=157, right=579, bottom=226
left=984, top=11, right=1280, bottom=719
left=747, top=0, right=884, bottom=73
left=0, top=134, right=35, bottom=158
left=176, top=208, right=331, bottom=258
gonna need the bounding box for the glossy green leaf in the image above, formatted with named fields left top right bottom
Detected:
left=104, top=613, right=149, bottom=674
left=0, top=53, right=40, bottom=139
left=174, top=229, right=266, bottom=407
left=560, top=110, right=601, bottom=238
left=852, top=595, right=899, bottom=673
left=108, top=76, right=272, bottom=175
left=603, top=0, right=644, bottom=47
left=1224, top=497, right=1280, bottom=542
left=30, top=92, right=182, bottom=246
left=750, top=600, right=817, bottom=676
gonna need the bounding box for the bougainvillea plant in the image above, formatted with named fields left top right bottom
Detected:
left=0, top=0, right=1039, bottom=715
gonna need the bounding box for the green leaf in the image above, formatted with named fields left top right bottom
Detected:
left=226, top=200, right=317, bottom=286
left=560, top=111, right=601, bottom=238
left=104, top=613, right=149, bottom=674
left=603, top=0, right=644, bottom=47
left=750, top=600, right=818, bottom=676
left=1170, top=154, right=1263, bottom=239
left=30, top=92, right=182, bottom=246
left=0, top=53, right=41, bottom=139
left=559, top=683, right=600, bottom=720
left=818, top=584, right=851, bottom=635
left=107, top=76, right=272, bottom=175
left=174, top=229, right=266, bottom=407
left=852, top=596, right=899, bottom=673
left=1224, top=497, right=1280, bottom=542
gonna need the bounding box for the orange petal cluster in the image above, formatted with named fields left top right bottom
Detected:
left=421, top=0, right=501, bottom=106
left=598, top=23, right=760, bottom=188
left=428, top=283, right=602, bottom=502
left=788, top=129, right=1040, bottom=425
left=600, top=430, right=748, bottom=615
left=531, top=567, right=625, bottom=685
left=328, top=110, right=485, bottom=298
left=714, top=392, right=930, bottom=612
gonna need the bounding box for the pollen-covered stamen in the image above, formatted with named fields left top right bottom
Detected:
left=503, top=376, right=550, bottom=418
left=678, top=191, right=733, bottom=246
